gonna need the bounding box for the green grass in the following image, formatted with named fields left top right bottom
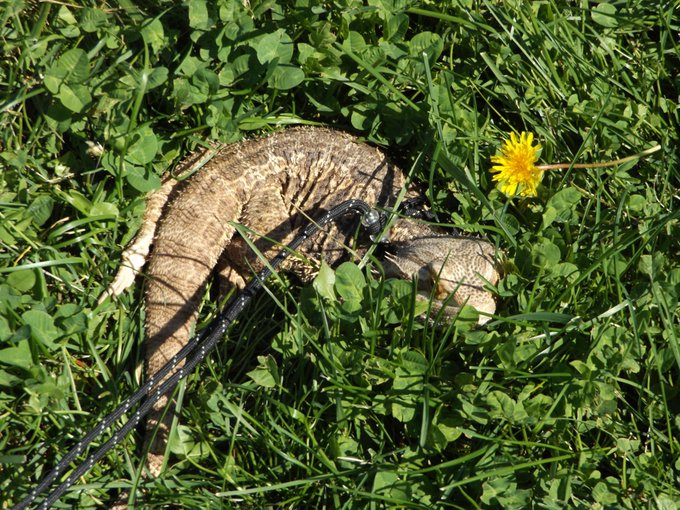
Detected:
left=1, top=0, right=678, bottom=508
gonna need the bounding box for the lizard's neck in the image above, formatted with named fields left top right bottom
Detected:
left=388, top=217, right=443, bottom=244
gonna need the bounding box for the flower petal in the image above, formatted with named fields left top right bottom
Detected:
left=489, top=131, right=542, bottom=197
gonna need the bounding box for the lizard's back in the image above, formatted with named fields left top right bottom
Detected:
left=144, top=127, right=403, bottom=473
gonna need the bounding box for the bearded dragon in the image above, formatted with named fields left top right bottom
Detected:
left=102, top=126, right=501, bottom=478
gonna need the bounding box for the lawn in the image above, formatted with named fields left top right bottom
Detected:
left=1, top=0, right=678, bottom=508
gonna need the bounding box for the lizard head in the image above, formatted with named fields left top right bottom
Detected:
left=383, top=220, right=501, bottom=325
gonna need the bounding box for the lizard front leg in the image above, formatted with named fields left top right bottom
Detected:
left=99, top=146, right=222, bottom=303
left=98, top=177, right=179, bottom=304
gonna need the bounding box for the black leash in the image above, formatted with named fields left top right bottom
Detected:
left=12, top=199, right=385, bottom=510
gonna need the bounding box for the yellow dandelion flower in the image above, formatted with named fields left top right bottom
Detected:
left=491, top=131, right=543, bottom=197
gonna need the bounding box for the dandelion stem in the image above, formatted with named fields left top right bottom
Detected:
left=536, top=144, right=661, bottom=170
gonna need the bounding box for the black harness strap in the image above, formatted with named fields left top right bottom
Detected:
left=12, top=199, right=384, bottom=510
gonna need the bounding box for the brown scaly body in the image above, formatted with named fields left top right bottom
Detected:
left=103, top=126, right=501, bottom=478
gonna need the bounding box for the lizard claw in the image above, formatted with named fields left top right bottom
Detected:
left=97, top=247, right=149, bottom=304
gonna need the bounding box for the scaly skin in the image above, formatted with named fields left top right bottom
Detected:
left=104, top=126, right=500, bottom=478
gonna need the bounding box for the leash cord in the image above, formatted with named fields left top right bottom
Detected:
left=12, top=199, right=383, bottom=510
